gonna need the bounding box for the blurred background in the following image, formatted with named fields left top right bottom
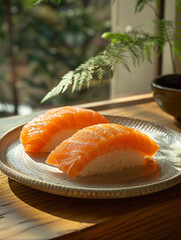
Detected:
left=0, top=0, right=111, bottom=117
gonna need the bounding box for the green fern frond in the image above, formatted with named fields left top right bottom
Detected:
left=41, top=54, right=108, bottom=102
left=72, top=72, right=80, bottom=92
left=153, top=19, right=175, bottom=40
left=97, top=67, right=105, bottom=83
left=78, top=72, right=88, bottom=90
left=135, top=0, right=155, bottom=13
left=41, top=71, right=74, bottom=103
left=143, top=42, right=153, bottom=62
left=41, top=27, right=174, bottom=102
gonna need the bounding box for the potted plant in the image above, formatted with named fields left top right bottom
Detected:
left=149, top=0, right=181, bottom=123
left=29, top=0, right=181, bottom=121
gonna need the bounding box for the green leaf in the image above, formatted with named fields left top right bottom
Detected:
left=176, top=0, right=181, bottom=12
left=135, top=0, right=154, bottom=13
left=25, top=0, right=46, bottom=8
left=25, top=0, right=74, bottom=8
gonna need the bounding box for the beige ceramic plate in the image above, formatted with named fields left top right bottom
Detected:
left=0, top=115, right=181, bottom=199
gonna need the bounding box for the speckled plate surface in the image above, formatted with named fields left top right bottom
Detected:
left=0, top=115, right=181, bottom=199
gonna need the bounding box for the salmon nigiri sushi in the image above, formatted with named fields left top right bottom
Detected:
left=46, top=123, right=159, bottom=178
left=20, top=106, right=109, bottom=153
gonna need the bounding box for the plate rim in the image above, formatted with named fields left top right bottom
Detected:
left=0, top=116, right=181, bottom=199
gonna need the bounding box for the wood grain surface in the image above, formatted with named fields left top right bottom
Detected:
left=0, top=94, right=181, bottom=240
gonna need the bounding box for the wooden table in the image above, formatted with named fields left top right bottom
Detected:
left=0, top=93, right=181, bottom=240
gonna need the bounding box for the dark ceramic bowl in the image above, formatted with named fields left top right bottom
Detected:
left=151, top=74, right=181, bottom=122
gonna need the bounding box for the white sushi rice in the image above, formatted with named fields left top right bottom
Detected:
left=42, top=130, right=78, bottom=152
left=79, top=149, right=145, bottom=177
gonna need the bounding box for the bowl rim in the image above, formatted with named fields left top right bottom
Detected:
left=151, top=74, right=181, bottom=92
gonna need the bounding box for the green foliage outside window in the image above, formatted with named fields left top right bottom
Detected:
left=0, top=0, right=110, bottom=115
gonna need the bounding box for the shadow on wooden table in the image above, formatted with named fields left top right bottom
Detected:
left=175, top=120, right=181, bottom=130
left=8, top=178, right=181, bottom=224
